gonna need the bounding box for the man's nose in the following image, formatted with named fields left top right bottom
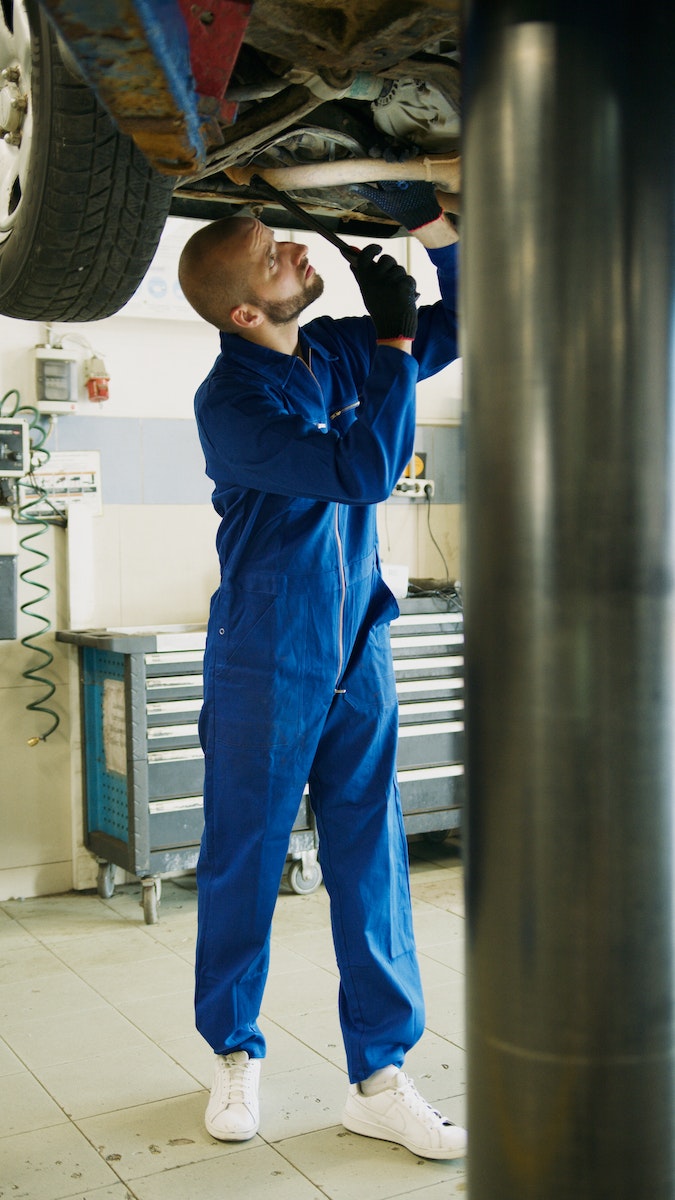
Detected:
left=288, top=241, right=309, bottom=265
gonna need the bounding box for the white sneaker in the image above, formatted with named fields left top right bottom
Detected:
left=342, top=1070, right=467, bottom=1160
left=205, top=1051, right=261, bottom=1141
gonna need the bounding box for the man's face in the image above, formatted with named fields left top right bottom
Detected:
left=234, top=217, right=324, bottom=324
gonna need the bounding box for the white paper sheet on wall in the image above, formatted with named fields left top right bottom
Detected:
left=103, top=678, right=127, bottom=776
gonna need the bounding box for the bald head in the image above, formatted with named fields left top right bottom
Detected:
left=178, top=216, right=257, bottom=330
left=179, top=214, right=325, bottom=348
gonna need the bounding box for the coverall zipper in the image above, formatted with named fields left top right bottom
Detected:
left=298, top=346, right=348, bottom=693
left=334, top=503, right=347, bottom=692
left=330, top=400, right=360, bottom=421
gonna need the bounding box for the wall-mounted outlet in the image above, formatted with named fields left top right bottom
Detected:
left=392, top=478, right=434, bottom=499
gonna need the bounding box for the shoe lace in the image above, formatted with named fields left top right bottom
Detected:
left=217, top=1054, right=256, bottom=1107
left=394, top=1073, right=455, bottom=1127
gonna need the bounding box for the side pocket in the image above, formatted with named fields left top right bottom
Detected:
left=342, top=618, right=399, bottom=715
left=212, top=589, right=308, bottom=747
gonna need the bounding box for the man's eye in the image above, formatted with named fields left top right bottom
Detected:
left=269, top=253, right=277, bottom=268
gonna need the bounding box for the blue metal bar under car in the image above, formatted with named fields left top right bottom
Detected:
left=38, top=0, right=251, bottom=173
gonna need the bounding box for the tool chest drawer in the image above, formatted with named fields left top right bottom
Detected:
left=393, top=595, right=464, bottom=836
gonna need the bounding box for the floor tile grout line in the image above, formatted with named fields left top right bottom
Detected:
left=270, top=1124, right=468, bottom=1200
left=0, top=863, right=467, bottom=1200
left=0, top=1022, right=207, bottom=1141
left=121, top=1136, right=337, bottom=1199
left=0, top=901, right=213, bottom=1122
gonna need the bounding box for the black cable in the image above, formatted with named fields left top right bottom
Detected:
left=424, top=488, right=450, bottom=580
left=407, top=580, right=463, bottom=609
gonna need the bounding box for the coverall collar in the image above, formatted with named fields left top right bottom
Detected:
left=219, top=328, right=338, bottom=387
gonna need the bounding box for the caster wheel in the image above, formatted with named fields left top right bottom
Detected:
left=97, top=861, right=116, bottom=899
left=288, top=859, right=323, bottom=895
left=141, top=879, right=161, bottom=924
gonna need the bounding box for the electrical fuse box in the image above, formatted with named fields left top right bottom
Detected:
left=35, top=346, right=78, bottom=413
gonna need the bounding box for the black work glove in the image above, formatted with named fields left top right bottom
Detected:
left=351, top=244, right=418, bottom=341
left=352, top=181, right=443, bottom=233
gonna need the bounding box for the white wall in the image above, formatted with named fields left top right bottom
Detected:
left=0, top=219, right=462, bottom=900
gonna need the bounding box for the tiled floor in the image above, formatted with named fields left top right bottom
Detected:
left=0, top=838, right=467, bottom=1200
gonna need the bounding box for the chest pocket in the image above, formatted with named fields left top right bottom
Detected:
left=329, top=397, right=361, bottom=436
left=282, top=360, right=329, bottom=429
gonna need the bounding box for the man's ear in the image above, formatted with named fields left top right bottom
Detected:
left=230, top=303, right=264, bottom=330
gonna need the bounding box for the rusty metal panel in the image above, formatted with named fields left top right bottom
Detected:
left=39, top=0, right=207, bottom=172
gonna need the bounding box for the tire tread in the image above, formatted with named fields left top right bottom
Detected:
left=0, top=22, right=174, bottom=321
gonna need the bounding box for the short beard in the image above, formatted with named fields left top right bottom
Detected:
left=253, top=273, right=324, bottom=325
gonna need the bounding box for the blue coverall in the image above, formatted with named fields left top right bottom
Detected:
left=194, top=241, right=459, bottom=1084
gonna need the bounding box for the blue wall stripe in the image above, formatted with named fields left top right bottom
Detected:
left=52, top=417, right=463, bottom=507
left=53, top=417, right=211, bottom=506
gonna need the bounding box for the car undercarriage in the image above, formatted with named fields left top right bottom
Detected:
left=0, top=0, right=462, bottom=320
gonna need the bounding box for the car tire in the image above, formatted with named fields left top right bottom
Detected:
left=0, top=0, right=175, bottom=321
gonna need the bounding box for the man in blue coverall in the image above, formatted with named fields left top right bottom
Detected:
left=178, top=181, right=465, bottom=1161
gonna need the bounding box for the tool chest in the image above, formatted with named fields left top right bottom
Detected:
left=392, top=593, right=464, bottom=836
left=58, top=594, right=463, bottom=921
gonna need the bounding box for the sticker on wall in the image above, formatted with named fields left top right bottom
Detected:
left=103, top=679, right=127, bottom=776
left=17, top=451, right=102, bottom=519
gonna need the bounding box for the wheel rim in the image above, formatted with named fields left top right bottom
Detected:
left=291, top=861, right=321, bottom=893
left=0, top=0, right=33, bottom=246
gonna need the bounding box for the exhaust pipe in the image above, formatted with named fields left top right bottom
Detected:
left=225, top=153, right=461, bottom=195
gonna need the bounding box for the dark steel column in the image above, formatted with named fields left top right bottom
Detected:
left=462, top=3, right=675, bottom=1197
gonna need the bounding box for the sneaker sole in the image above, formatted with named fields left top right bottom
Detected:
left=205, top=1117, right=259, bottom=1142
left=342, top=1111, right=467, bottom=1160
